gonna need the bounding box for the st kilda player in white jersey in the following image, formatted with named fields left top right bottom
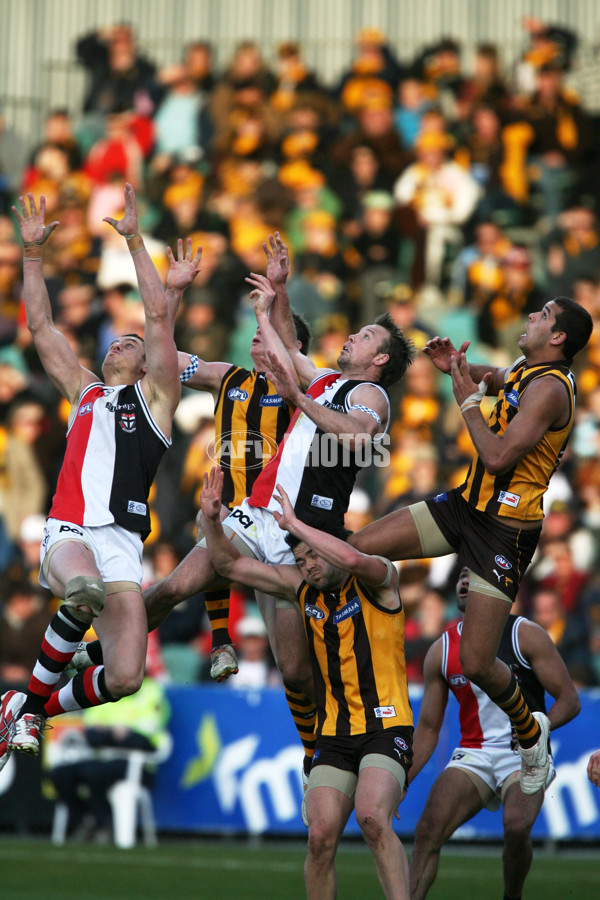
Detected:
left=0, top=184, right=201, bottom=770
left=407, top=567, right=580, bottom=900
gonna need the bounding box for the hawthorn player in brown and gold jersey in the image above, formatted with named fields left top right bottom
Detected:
left=214, top=365, right=293, bottom=509
left=353, top=296, right=592, bottom=799
left=152, top=311, right=310, bottom=679
left=200, top=466, right=412, bottom=900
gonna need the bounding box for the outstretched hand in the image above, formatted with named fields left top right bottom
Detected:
left=246, top=272, right=276, bottom=317
left=201, top=467, right=224, bottom=521
left=264, top=232, right=289, bottom=287
left=12, top=194, right=59, bottom=245
left=103, top=182, right=139, bottom=236
left=423, top=337, right=470, bottom=374
left=272, top=483, right=297, bottom=532
left=450, top=353, right=492, bottom=408
left=166, top=238, right=203, bottom=292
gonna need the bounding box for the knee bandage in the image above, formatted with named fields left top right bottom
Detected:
left=64, top=575, right=106, bottom=625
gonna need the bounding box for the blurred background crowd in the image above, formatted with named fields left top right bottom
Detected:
left=2, top=7, right=600, bottom=694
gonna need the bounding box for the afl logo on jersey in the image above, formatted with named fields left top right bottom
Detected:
left=305, top=604, right=325, bottom=620
left=394, top=737, right=408, bottom=751
left=449, top=674, right=468, bottom=687
left=119, top=412, right=136, bottom=433
left=494, top=554, right=512, bottom=570
left=79, top=403, right=93, bottom=416
left=228, top=387, right=249, bottom=402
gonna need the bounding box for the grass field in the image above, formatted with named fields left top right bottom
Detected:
left=1, top=838, right=599, bottom=900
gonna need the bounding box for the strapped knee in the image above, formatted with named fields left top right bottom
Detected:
left=64, top=575, right=106, bottom=626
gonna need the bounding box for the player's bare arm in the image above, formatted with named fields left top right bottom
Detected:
left=246, top=273, right=302, bottom=387
left=12, top=193, right=95, bottom=405
left=104, top=184, right=200, bottom=437
left=409, top=640, right=449, bottom=781
left=201, top=467, right=301, bottom=599
left=273, top=483, right=399, bottom=606
left=264, top=232, right=321, bottom=390
left=453, top=356, right=570, bottom=475
left=177, top=351, right=231, bottom=393
left=423, top=336, right=507, bottom=395
left=517, top=620, right=580, bottom=729
left=267, top=354, right=388, bottom=447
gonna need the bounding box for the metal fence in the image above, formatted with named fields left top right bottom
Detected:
left=1, top=0, right=599, bottom=158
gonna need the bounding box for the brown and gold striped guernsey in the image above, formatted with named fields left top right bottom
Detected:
left=213, top=367, right=292, bottom=509
left=460, top=356, right=576, bottom=521
left=298, top=575, right=413, bottom=737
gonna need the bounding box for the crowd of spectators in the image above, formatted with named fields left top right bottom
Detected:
left=1, top=18, right=600, bottom=688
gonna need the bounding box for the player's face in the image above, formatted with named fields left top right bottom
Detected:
left=456, top=566, right=470, bottom=612
left=102, top=335, right=146, bottom=378
left=337, top=323, right=389, bottom=371
left=518, top=302, right=560, bottom=355
left=293, top=542, right=343, bottom=590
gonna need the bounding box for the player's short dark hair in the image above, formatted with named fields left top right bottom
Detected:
left=292, top=312, right=311, bottom=356
left=551, top=297, right=593, bottom=362
left=373, top=312, right=417, bottom=387
left=285, top=522, right=352, bottom=550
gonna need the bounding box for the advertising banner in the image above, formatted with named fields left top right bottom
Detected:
left=152, top=685, right=600, bottom=839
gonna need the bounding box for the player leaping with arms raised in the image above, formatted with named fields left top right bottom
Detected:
left=351, top=296, right=592, bottom=794
left=0, top=184, right=201, bottom=767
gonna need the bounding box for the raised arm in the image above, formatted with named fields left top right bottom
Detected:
left=103, top=184, right=200, bottom=436
left=200, top=467, right=301, bottom=598
left=264, top=233, right=319, bottom=390
left=409, top=640, right=449, bottom=782
left=450, top=355, right=571, bottom=475
left=12, top=194, right=95, bottom=404
left=273, top=483, right=398, bottom=603
left=246, top=272, right=302, bottom=387
left=518, top=619, right=581, bottom=730
left=267, top=352, right=388, bottom=449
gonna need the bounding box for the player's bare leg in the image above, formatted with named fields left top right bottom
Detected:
left=304, top=783, right=353, bottom=900
left=143, top=545, right=228, bottom=631
left=355, top=766, right=409, bottom=900
left=350, top=506, right=424, bottom=560
left=502, top=781, right=544, bottom=899
left=410, top=769, right=484, bottom=900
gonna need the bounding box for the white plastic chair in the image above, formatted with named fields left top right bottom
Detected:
left=51, top=734, right=172, bottom=848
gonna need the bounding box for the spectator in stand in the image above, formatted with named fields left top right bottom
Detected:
left=456, top=104, right=531, bottom=227
left=226, top=614, right=281, bottom=690
left=336, top=27, right=402, bottom=110
left=0, top=581, right=53, bottom=691
left=394, top=130, right=480, bottom=286
left=413, top=38, right=466, bottom=117
left=516, top=18, right=579, bottom=97
left=476, top=244, right=543, bottom=355
left=531, top=586, right=596, bottom=686
left=151, top=62, right=212, bottom=165
left=542, top=205, right=600, bottom=298
left=394, top=76, right=432, bottom=150
left=456, top=44, right=510, bottom=121
left=0, top=396, right=47, bottom=543
left=76, top=23, right=159, bottom=117
left=449, top=219, right=510, bottom=308
left=270, top=42, right=324, bottom=115
left=184, top=40, right=216, bottom=95
left=524, top=60, right=593, bottom=223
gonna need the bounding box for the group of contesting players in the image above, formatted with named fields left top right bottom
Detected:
left=0, top=183, right=597, bottom=900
